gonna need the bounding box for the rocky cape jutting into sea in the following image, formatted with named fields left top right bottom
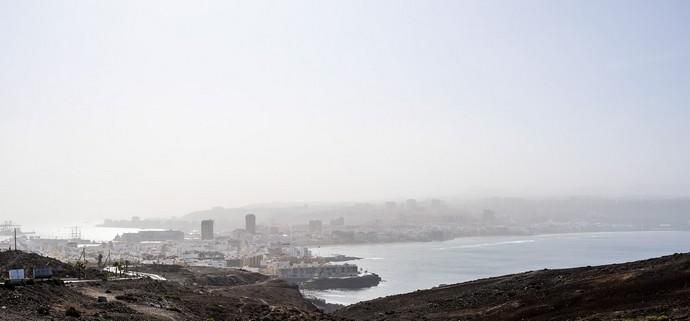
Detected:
left=1, top=250, right=690, bottom=320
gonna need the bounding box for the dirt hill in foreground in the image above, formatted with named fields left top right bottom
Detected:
left=335, top=252, right=690, bottom=321
left=0, top=250, right=79, bottom=278
left=3, top=251, right=690, bottom=320
left=0, top=252, right=344, bottom=321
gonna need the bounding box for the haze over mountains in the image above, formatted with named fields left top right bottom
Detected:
left=94, top=197, right=690, bottom=235
left=184, top=197, right=689, bottom=226
left=2, top=1, right=690, bottom=225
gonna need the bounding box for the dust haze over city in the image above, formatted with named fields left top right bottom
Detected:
left=1, top=1, right=690, bottom=321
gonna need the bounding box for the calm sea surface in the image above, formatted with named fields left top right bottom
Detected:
left=306, top=231, right=690, bottom=305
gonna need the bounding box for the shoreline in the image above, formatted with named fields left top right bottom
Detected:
left=307, top=228, right=690, bottom=250
left=304, top=230, right=690, bottom=306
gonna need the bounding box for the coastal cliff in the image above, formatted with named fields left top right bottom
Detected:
left=300, top=273, right=382, bottom=290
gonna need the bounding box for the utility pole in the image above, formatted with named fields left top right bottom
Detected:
left=82, top=247, right=87, bottom=279
left=13, top=228, right=17, bottom=252
left=76, top=247, right=87, bottom=279
left=103, top=250, right=110, bottom=281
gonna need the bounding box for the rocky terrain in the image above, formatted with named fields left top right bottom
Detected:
left=300, top=273, right=381, bottom=290
left=0, top=251, right=343, bottom=321
left=0, top=250, right=102, bottom=279
left=3, top=250, right=690, bottom=320
left=336, top=252, right=690, bottom=321
left=135, top=264, right=270, bottom=286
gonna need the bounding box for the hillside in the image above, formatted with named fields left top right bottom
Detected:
left=0, top=256, right=343, bottom=321
left=0, top=250, right=102, bottom=279
left=336, top=252, right=690, bottom=321
left=4, top=251, right=690, bottom=320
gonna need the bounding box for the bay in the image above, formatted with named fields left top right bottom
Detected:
left=306, top=231, right=690, bottom=305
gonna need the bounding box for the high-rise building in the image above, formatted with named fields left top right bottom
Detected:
left=245, top=214, right=256, bottom=234
left=385, top=201, right=397, bottom=210
left=309, top=220, right=323, bottom=234
left=406, top=199, right=417, bottom=210
left=201, top=219, right=214, bottom=240
left=330, top=217, right=345, bottom=226
left=482, top=209, right=496, bottom=223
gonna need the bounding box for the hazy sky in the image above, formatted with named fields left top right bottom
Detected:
left=1, top=0, right=689, bottom=222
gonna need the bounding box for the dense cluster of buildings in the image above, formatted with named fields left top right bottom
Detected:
left=8, top=213, right=366, bottom=283
left=1, top=201, right=492, bottom=272
left=7, top=197, right=668, bottom=284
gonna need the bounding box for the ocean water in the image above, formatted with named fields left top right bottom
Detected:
left=306, top=231, right=690, bottom=305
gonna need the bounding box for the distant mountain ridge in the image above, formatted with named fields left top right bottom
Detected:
left=180, top=197, right=690, bottom=232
